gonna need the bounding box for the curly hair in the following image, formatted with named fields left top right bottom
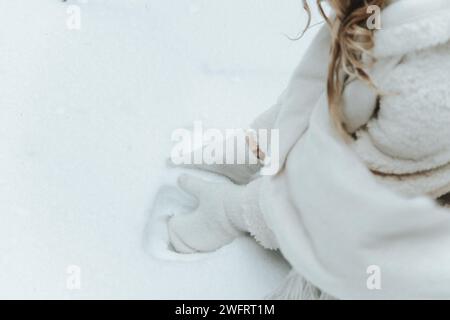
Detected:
left=303, top=0, right=387, bottom=136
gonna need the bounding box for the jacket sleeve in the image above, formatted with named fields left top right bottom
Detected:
left=250, top=25, right=331, bottom=132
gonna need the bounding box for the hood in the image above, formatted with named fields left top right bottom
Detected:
left=374, top=0, right=450, bottom=58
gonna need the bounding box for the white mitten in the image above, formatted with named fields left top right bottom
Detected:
left=169, top=131, right=262, bottom=185
left=168, top=174, right=246, bottom=253
left=168, top=175, right=277, bottom=253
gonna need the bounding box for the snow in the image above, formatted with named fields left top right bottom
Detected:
left=0, top=0, right=319, bottom=299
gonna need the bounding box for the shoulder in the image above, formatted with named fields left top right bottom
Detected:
left=373, top=0, right=450, bottom=58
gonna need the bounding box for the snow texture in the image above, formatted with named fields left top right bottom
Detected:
left=0, top=0, right=318, bottom=299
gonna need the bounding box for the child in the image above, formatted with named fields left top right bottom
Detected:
left=168, top=0, right=450, bottom=299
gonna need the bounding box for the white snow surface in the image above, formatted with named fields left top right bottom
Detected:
left=0, top=0, right=319, bottom=299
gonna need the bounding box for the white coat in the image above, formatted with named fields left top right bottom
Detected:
left=251, top=0, right=450, bottom=299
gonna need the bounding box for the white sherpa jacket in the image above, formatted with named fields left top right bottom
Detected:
left=250, top=0, right=450, bottom=299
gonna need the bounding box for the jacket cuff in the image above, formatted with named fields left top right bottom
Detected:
left=242, top=179, right=279, bottom=250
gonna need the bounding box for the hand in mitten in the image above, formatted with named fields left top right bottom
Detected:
left=168, top=174, right=248, bottom=253
left=169, top=130, right=263, bottom=185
